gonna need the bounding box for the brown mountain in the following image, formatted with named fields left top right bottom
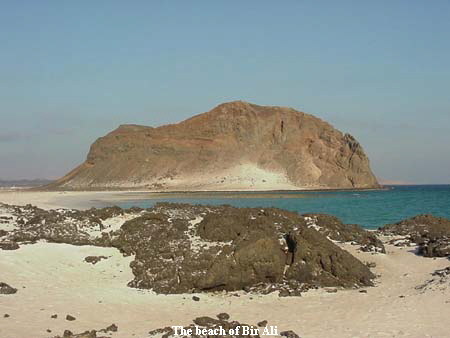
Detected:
left=50, top=101, right=379, bottom=190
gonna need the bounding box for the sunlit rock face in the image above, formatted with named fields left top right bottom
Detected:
left=49, top=101, right=379, bottom=191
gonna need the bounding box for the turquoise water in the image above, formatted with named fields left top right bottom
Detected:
left=116, top=185, right=450, bottom=229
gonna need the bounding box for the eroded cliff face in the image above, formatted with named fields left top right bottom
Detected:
left=50, top=101, right=379, bottom=190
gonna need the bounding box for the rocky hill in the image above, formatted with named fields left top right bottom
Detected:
left=49, top=101, right=379, bottom=190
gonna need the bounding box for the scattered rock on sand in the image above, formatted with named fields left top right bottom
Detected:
left=99, top=323, right=118, bottom=333
left=66, top=314, right=76, bottom=321
left=148, top=314, right=300, bottom=338
left=52, top=324, right=118, bottom=338
left=380, top=215, right=450, bottom=257
left=84, top=255, right=108, bottom=265
left=217, top=313, right=230, bottom=320
left=416, top=266, right=450, bottom=292
left=0, top=282, right=17, bottom=294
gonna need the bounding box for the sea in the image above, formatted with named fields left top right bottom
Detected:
left=116, top=185, right=450, bottom=230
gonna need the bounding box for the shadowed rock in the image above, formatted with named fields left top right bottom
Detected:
left=119, top=204, right=375, bottom=293
left=0, top=282, right=17, bottom=295
left=0, top=241, right=20, bottom=250
left=84, top=256, right=108, bottom=264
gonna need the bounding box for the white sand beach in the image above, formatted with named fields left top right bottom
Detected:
left=1, top=191, right=449, bottom=338
left=0, top=190, right=126, bottom=210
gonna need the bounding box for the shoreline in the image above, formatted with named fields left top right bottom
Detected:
left=0, top=188, right=389, bottom=211
left=35, top=185, right=389, bottom=193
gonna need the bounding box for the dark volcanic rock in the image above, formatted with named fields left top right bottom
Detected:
left=119, top=204, right=374, bottom=294
left=283, top=227, right=374, bottom=288
left=0, top=241, right=20, bottom=250
left=52, top=324, right=118, bottom=338
left=148, top=314, right=299, bottom=338
left=303, top=214, right=385, bottom=253
left=101, top=323, right=118, bottom=333
left=66, top=314, right=76, bottom=321
left=2, top=202, right=375, bottom=295
left=84, top=256, right=108, bottom=264
left=257, top=320, right=268, bottom=327
left=6, top=205, right=102, bottom=246
left=217, top=313, right=230, bottom=321
left=0, top=282, right=17, bottom=295
left=380, top=215, right=450, bottom=257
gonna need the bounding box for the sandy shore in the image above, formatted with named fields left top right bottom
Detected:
left=0, top=190, right=139, bottom=210
left=1, top=191, right=449, bottom=338
left=1, top=241, right=449, bottom=338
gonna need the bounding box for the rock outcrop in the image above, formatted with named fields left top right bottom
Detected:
left=115, top=204, right=374, bottom=293
left=379, top=214, right=450, bottom=257
left=303, top=214, right=386, bottom=253
left=48, top=101, right=379, bottom=190
left=0, top=202, right=375, bottom=294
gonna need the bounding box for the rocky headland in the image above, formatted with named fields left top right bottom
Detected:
left=47, top=101, right=379, bottom=191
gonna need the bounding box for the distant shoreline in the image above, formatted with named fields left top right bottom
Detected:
left=34, top=185, right=389, bottom=193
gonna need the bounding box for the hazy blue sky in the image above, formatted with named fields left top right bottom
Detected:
left=1, top=1, right=449, bottom=183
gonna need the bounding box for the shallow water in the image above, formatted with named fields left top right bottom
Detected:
left=115, top=185, right=450, bottom=229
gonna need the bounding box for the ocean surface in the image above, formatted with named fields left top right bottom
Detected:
left=116, top=185, right=450, bottom=229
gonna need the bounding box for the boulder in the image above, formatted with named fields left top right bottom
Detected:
left=0, top=282, right=17, bottom=295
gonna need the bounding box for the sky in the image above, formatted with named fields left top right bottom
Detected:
left=0, top=1, right=449, bottom=184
